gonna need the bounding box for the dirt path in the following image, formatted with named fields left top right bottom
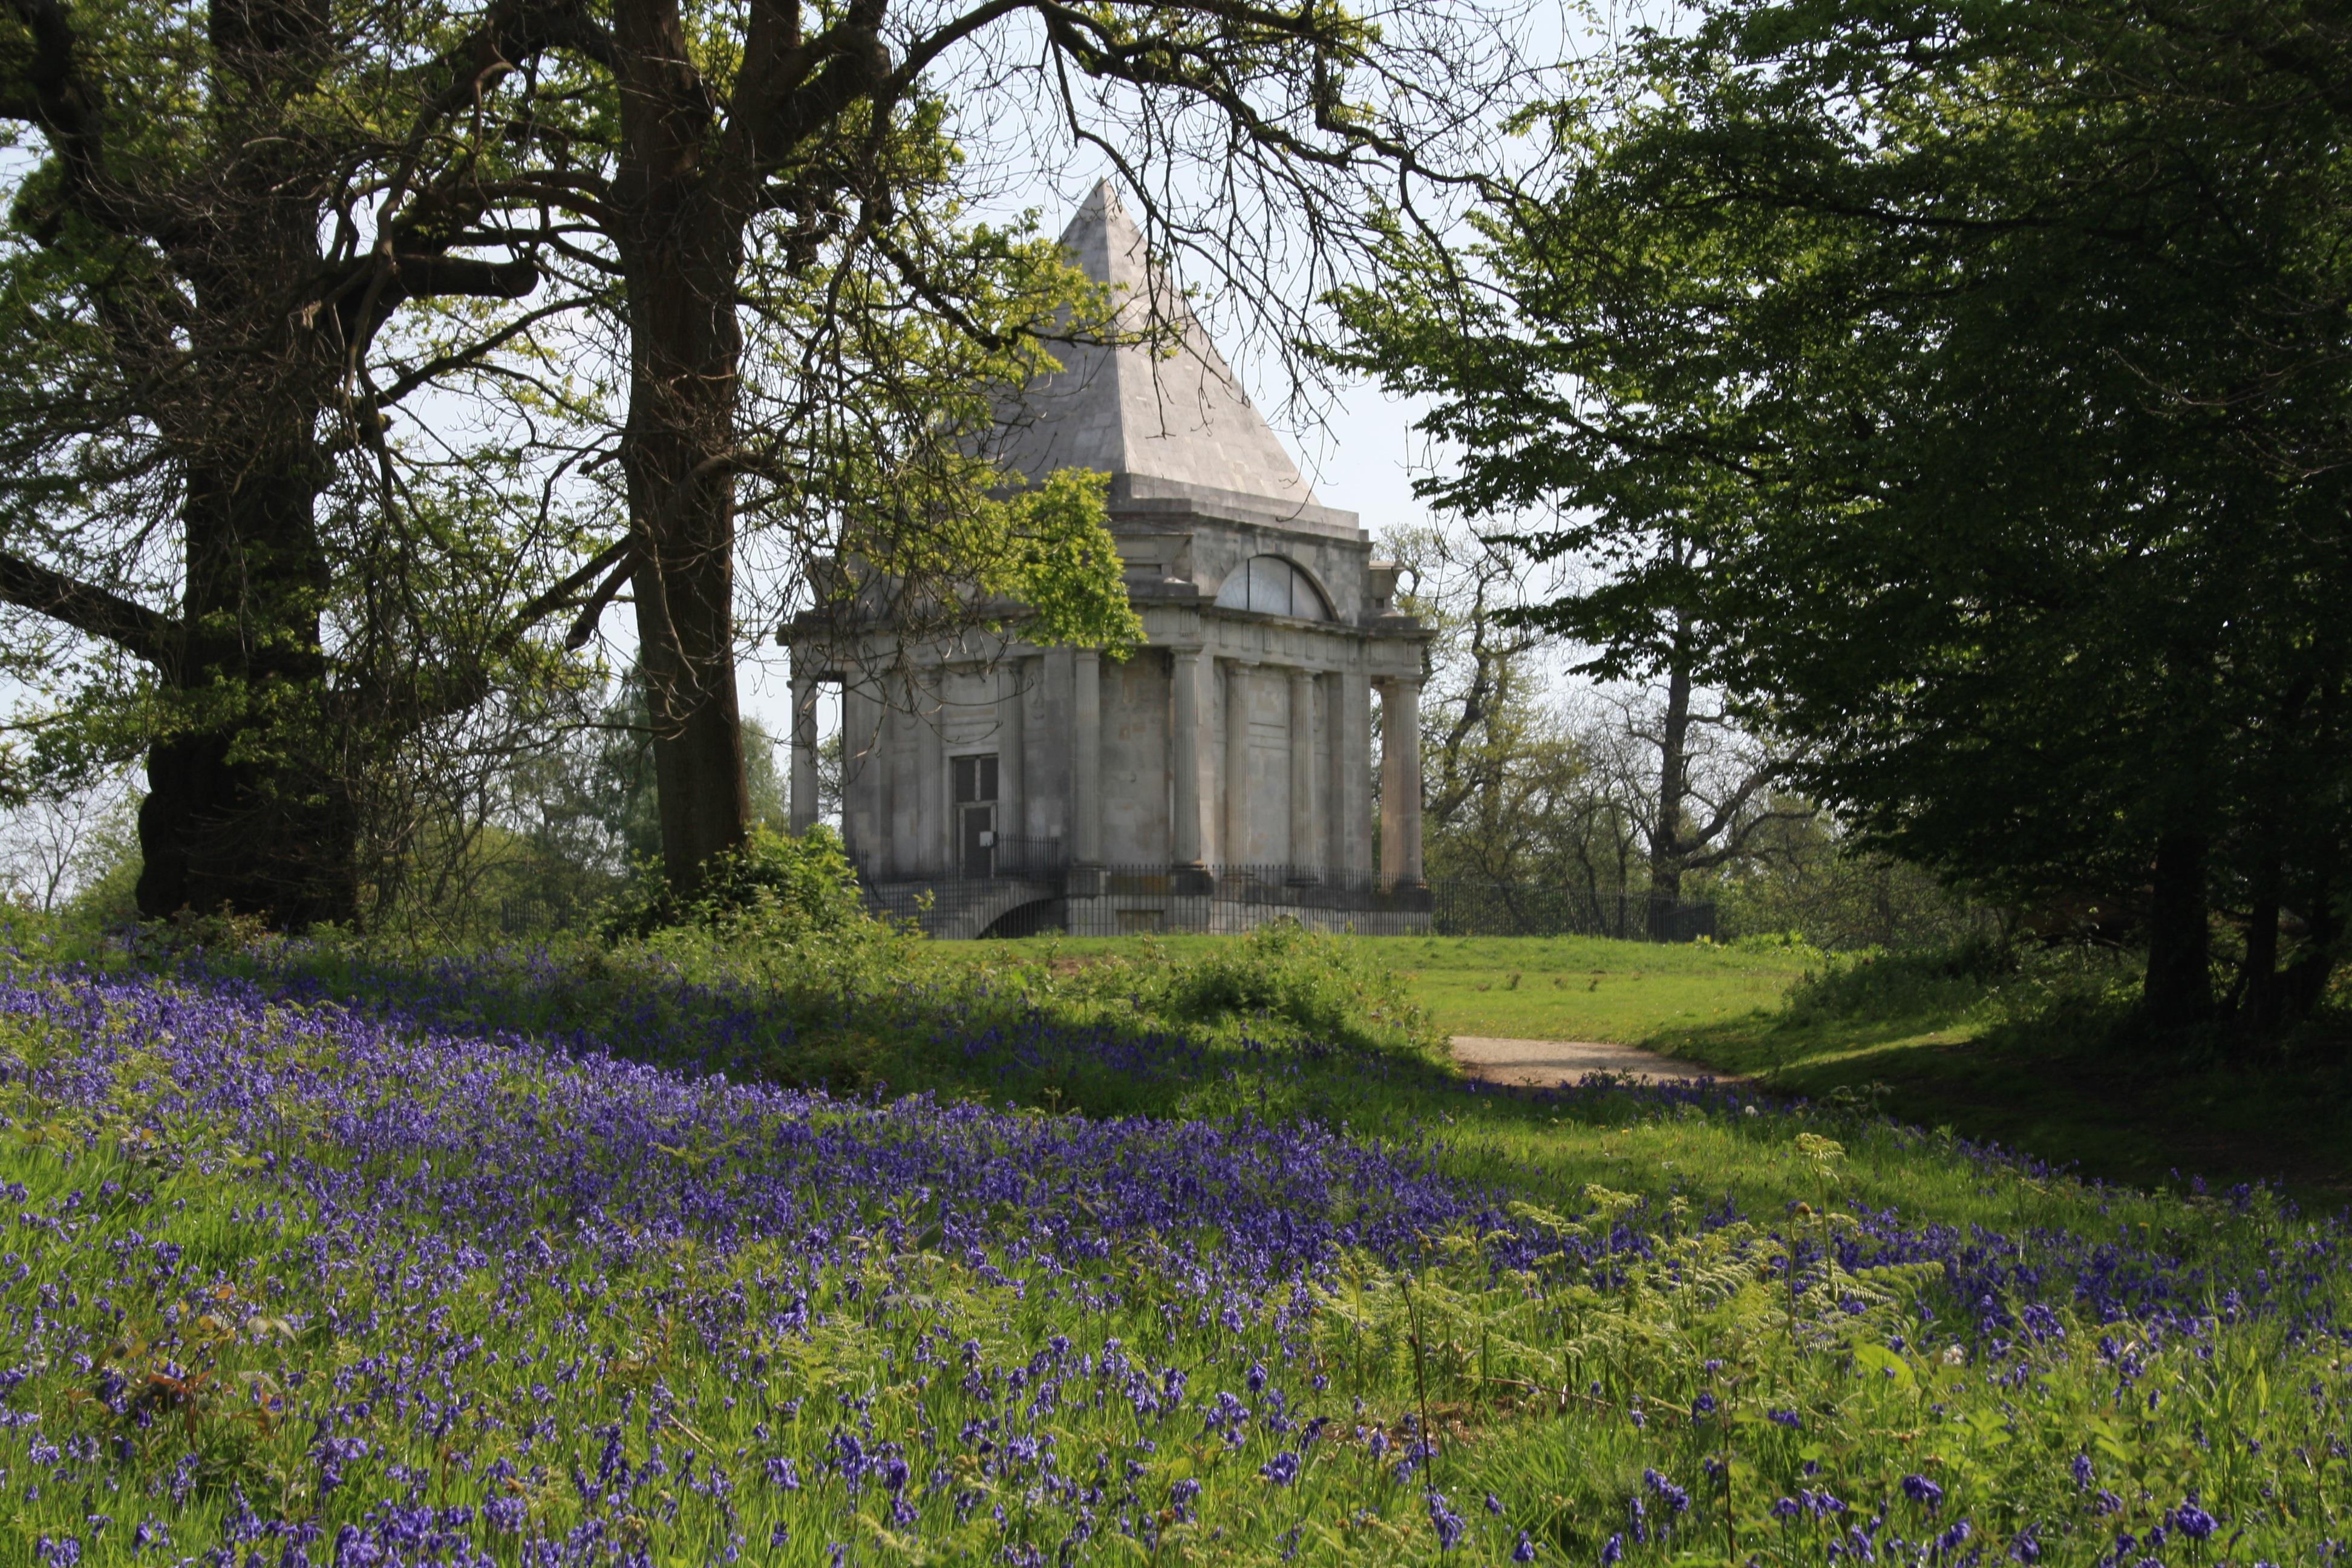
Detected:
left=1451, top=1035, right=1741, bottom=1088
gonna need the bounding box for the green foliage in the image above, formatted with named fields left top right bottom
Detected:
left=1777, top=939, right=2021, bottom=1030
left=1149, top=920, right=1446, bottom=1060
left=603, top=824, right=872, bottom=941
left=1336, top=0, right=2352, bottom=1026
left=984, top=468, right=1144, bottom=655
left=1710, top=814, right=1999, bottom=952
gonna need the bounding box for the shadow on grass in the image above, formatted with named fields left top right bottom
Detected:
left=1662, top=1002, right=2352, bottom=1203
left=150, top=937, right=1783, bottom=1214
left=171, top=937, right=1488, bottom=1127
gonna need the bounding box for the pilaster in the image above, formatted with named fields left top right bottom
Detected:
left=1223, top=658, right=1253, bottom=867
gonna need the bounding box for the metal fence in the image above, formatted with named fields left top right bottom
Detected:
left=480, top=866, right=1716, bottom=942
left=1426, top=881, right=1717, bottom=942
left=856, top=860, right=1714, bottom=942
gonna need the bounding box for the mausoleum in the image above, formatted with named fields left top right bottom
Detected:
left=784, top=184, right=1431, bottom=936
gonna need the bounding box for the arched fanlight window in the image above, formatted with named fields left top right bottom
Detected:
left=1214, top=555, right=1330, bottom=620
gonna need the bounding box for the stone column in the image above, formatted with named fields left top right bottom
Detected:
left=1170, top=648, right=1209, bottom=878
left=996, top=656, right=1025, bottom=869
left=1322, top=671, right=1348, bottom=883
left=1223, top=659, right=1253, bottom=868
left=1338, top=668, right=1372, bottom=883
left=841, top=679, right=879, bottom=871
left=1072, top=650, right=1102, bottom=869
left=789, top=667, right=821, bottom=833
left=880, top=688, right=908, bottom=877
left=916, top=668, right=945, bottom=877
left=1287, top=667, right=1319, bottom=883
left=1379, top=676, right=1425, bottom=889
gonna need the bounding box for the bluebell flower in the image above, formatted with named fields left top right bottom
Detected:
left=1427, top=1491, right=1467, bottom=1552
left=2171, top=1500, right=2216, bottom=1541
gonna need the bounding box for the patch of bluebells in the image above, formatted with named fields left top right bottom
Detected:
left=0, top=968, right=1574, bottom=1563
left=0, top=963, right=2342, bottom=1565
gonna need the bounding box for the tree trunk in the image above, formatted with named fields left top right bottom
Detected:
left=133, top=0, right=355, bottom=927
left=2278, top=875, right=2341, bottom=1027
left=2142, top=831, right=2214, bottom=1025
left=2238, top=854, right=2282, bottom=1042
left=610, top=0, right=754, bottom=897
left=136, top=462, right=354, bottom=926
left=1647, top=613, right=1693, bottom=940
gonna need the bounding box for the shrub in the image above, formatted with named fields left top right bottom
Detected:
left=603, top=824, right=872, bottom=941
left=1152, top=920, right=1443, bottom=1059
left=1779, top=936, right=2017, bottom=1027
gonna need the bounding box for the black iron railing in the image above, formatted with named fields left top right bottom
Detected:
left=853, top=857, right=1714, bottom=942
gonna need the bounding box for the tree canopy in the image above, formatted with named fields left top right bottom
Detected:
left=0, top=0, right=1504, bottom=924
left=1337, top=0, right=2352, bottom=1030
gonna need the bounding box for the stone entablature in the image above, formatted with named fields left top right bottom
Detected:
left=783, top=185, right=1428, bottom=935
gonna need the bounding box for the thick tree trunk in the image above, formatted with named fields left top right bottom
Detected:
left=136, top=466, right=354, bottom=927
left=2142, top=831, right=2214, bottom=1025
left=133, top=0, right=355, bottom=927
left=610, top=0, right=754, bottom=897
left=2279, top=876, right=2341, bottom=1026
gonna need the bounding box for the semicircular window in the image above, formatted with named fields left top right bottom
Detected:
left=1214, top=555, right=1329, bottom=620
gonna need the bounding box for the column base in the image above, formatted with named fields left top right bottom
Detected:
left=1377, top=880, right=1435, bottom=910
left=1066, top=863, right=1106, bottom=898
left=1171, top=864, right=1215, bottom=895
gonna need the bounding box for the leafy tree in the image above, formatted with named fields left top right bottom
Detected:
left=1339, top=0, right=2352, bottom=1031
left=0, top=0, right=1508, bottom=923
left=1385, top=515, right=1787, bottom=925
left=0, top=0, right=617, bottom=926
left=1386, top=523, right=1632, bottom=894
left=434, top=0, right=1509, bottom=897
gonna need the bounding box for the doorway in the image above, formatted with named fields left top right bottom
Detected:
left=953, top=754, right=999, bottom=877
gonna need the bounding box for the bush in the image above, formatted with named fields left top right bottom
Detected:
left=602, top=824, right=872, bottom=941
left=1779, top=936, right=2018, bottom=1026
left=1151, top=920, right=1444, bottom=1059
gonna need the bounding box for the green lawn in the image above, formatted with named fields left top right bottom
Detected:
left=943, top=930, right=2352, bottom=1199
left=946, top=932, right=1817, bottom=1044
left=1661, top=1009, right=2352, bottom=1200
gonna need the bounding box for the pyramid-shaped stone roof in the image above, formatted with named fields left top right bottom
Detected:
left=994, top=183, right=1358, bottom=538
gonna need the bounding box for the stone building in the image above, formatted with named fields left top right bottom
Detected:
left=784, top=184, right=1430, bottom=935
